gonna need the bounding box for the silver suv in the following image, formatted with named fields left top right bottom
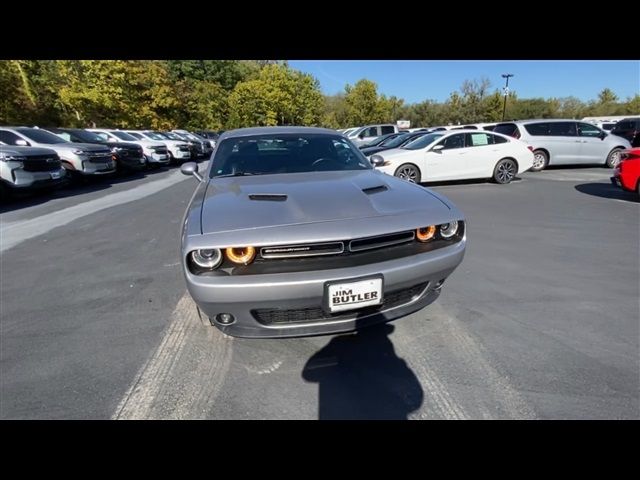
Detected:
left=346, top=124, right=399, bottom=146
left=493, top=119, right=631, bottom=171
left=0, top=127, right=115, bottom=178
left=0, top=145, right=66, bottom=198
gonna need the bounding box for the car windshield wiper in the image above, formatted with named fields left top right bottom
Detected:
left=214, top=171, right=264, bottom=178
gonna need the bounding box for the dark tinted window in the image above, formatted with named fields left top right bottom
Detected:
left=0, top=130, right=25, bottom=145
left=491, top=134, right=508, bottom=144
left=361, top=127, right=378, bottom=137
left=612, top=121, right=635, bottom=132
left=438, top=133, right=465, bottom=150
left=577, top=122, right=602, bottom=137
left=16, top=128, right=68, bottom=144
left=210, top=134, right=372, bottom=178
left=111, top=131, right=138, bottom=141
left=548, top=122, right=577, bottom=136
left=482, top=125, right=497, bottom=131
left=494, top=123, right=520, bottom=138
left=523, top=123, right=549, bottom=136
left=463, top=125, right=478, bottom=130
left=601, top=123, right=616, bottom=131
left=380, top=125, right=395, bottom=135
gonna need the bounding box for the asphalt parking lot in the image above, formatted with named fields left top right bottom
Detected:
left=1, top=165, right=638, bottom=419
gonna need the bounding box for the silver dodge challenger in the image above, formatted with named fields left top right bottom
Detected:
left=180, top=127, right=466, bottom=338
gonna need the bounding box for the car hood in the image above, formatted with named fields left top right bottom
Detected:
left=48, top=143, right=111, bottom=153
left=0, top=145, right=58, bottom=157
left=376, top=147, right=422, bottom=159
left=199, top=170, right=454, bottom=236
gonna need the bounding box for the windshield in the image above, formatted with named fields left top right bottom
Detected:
left=163, top=132, right=183, bottom=140
left=402, top=133, right=444, bottom=150
left=124, top=132, right=143, bottom=140
left=17, top=128, right=69, bottom=144
left=111, top=131, right=138, bottom=141
left=381, top=133, right=417, bottom=148
left=146, top=132, right=168, bottom=140
left=69, top=130, right=104, bottom=143
left=210, top=133, right=372, bottom=178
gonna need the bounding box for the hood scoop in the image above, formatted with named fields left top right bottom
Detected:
left=248, top=194, right=288, bottom=202
left=362, top=185, right=388, bottom=195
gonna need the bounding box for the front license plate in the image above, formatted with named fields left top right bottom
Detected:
left=50, top=171, right=61, bottom=179
left=325, top=276, right=383, bottom=313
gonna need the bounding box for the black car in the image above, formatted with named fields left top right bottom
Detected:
left=360, top=131, right=431, bottom=157
left=47, top=128, right=146, bottom=172
left=357, top=132, right=406, bottom=149
left=610, top=117, right=640, bottom=146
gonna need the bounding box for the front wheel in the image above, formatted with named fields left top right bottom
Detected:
left=394, top=163, right=421, bottom=184
left=530, top=150, right=548, bottom=172
left=606, top=148, right=622, bottom=168
left=493, top=158, right=517, bottom=184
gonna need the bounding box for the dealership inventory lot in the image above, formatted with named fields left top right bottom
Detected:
left=1, top=167, right=638, bottom=419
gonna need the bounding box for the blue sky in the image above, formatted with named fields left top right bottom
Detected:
left=288, top=61, right=640, bottom=104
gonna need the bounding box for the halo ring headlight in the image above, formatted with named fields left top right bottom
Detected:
left=439, top=221, right=459, bottom=239
left=191, top=248, right=222, bottom=269
left=225, top=246, right=256, bottom=265
left=416, top=226, right=436, bottom=242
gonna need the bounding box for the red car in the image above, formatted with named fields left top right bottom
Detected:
left=611, top=147, right=640, bottom=197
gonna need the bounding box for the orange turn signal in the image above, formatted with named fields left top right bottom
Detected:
left=225, top=246, right=256, bottom=265
left=416, top=226, right=436, bottom=242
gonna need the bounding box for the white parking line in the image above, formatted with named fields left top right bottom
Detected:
left=112, top=292, right=233, bottom=420
left=0, top=168, right=190, bottom=254
left=404, top=302, right=537, bottom=420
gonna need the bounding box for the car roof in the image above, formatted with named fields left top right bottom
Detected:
left=218, top=126, right=341, bottom=141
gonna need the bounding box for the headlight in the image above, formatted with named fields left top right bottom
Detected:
left=72, top=149, right=88, bottom=155
left=416, top=226, right=436, bottom=242
left=439, top=221, right=459, bottom=239
left=191, top=249, right=222, bottom=269
left=225, top=246, right=256, bottom=265
left=0, top=154, right=27, bottom=162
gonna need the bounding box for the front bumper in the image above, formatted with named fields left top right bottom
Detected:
left=146, top=152, right=170, bottom=164
left=184, top=238, right=465, bottom=338
left=2, top=168, right=67, bottom=190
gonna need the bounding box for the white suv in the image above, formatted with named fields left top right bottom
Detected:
left=125, top=130, right=192, bottom=164
left=87, top=129, right=170, bottom=167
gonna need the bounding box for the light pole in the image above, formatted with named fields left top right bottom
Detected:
left=501, top=73, right=514, bottom=121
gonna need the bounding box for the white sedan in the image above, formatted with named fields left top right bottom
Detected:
left=371, top=130, right=534, bottom=184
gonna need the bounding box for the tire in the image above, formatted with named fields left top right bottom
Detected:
left=530, top=150, right=548, bottom=172
left=493, top=158, right=517, bottom=184
left=394, top=163, right=421, bottom=184
left=606, top=148, right=623, bottom=168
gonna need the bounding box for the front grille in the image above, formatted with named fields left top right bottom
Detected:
left=349, top=231, right=415, bottom=252
left=260, top=242, right=344, bottom=259
left=86, top=151, right=111, bottom=158
left=252, top=282, right=429, bottom=325
left=22, top=155, right=61, bottom=172
left=152, top=147, right=168, bottom=154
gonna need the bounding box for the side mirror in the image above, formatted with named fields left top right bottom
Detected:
left=15, top=139, right=29, bottom=146
left=599, top=131, right=607, bottom=140
left=431, top=144, right=444, bottom=153
left=358, top=132, right=366, bottom=139
left=370, top=155, right=385, bottom=167
left=181, top=162, right=203, bottom=182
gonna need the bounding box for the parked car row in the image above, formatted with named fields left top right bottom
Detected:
left=341, top=118, right=636, bottom=185
left=0, top=125, right=215, bottom=199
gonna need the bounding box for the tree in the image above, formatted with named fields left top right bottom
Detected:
left=343, top=79, right=394, bottom=125
left=227, top=64, right=323, bottom=128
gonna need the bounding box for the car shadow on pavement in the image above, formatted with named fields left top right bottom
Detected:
left=574, top=183, right=639, bottom=203
left=422, top=177, right=522, bottom=187
left=302, top=323, right=423, bottom=420
left=0, top=167, right=171, bottom=214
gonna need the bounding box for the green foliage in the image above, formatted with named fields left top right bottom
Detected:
left=1, top=61, right=637, bottom=131
left=227, top=64, right=323, bottom=128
